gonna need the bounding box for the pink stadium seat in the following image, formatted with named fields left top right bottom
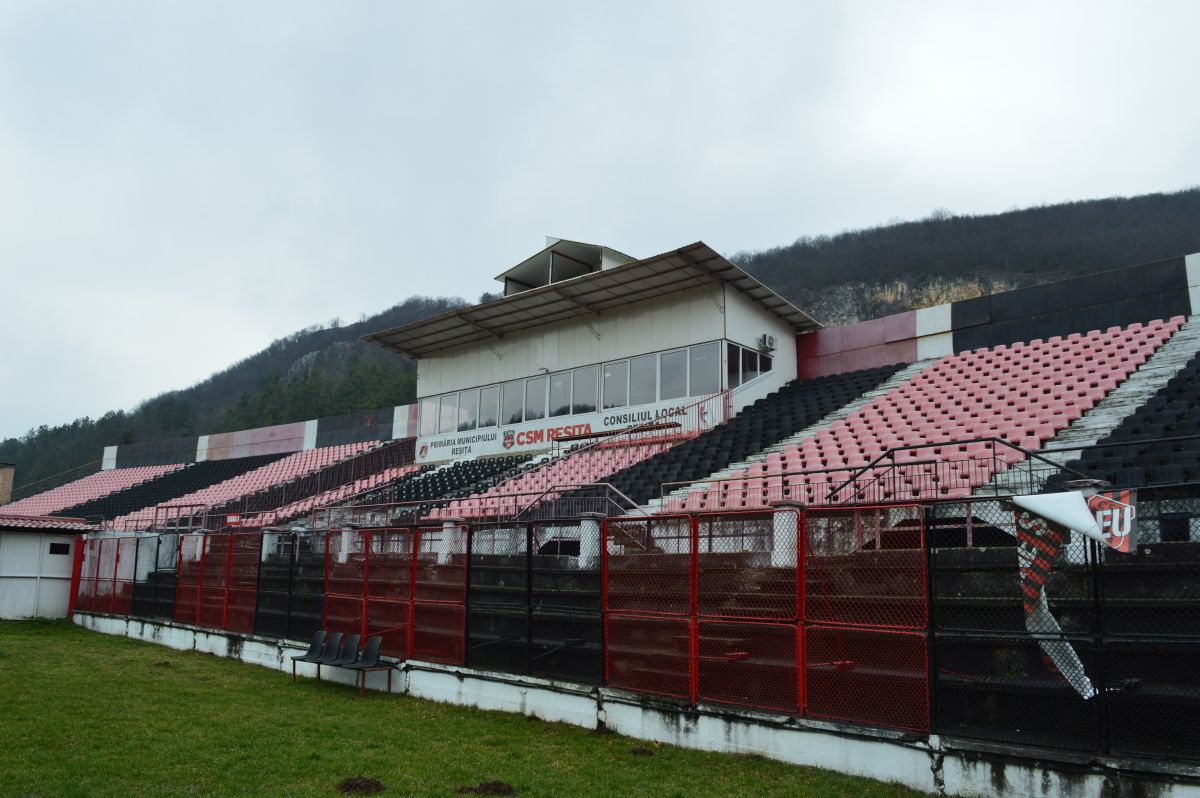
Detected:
left=3, top=464, right=183, bottom=517
left=435, top=436, right=686, bottom=520
left=113, top=442, right=380, bottom=529
left=673, top=317, right=1184, bottom=510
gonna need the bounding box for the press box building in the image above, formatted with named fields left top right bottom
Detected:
left=366, top=240, right=822, bottom=462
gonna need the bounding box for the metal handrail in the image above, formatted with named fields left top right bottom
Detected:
left=826, top=436, right=1095, bottom=503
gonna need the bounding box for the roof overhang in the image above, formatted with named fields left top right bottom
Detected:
left=0, top=514, right=95, bottom=533
left=365, top=241, right=822, bottom=359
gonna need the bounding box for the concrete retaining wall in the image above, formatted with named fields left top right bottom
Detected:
left=73, top=612, right=1200, bottom=798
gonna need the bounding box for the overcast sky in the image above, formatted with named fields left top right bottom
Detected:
left=1, top=0, right=1198, bottom=440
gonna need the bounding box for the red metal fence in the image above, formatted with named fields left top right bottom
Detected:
left=320, top=525, right=468, bottom=665
left=172, top=532, right=263, bottom=632
left=603, top=506, right=928, bottom=731
left=75, top=536, right=139, bottom=614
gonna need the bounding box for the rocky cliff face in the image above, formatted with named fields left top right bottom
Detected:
left=790, top=273, right=1034, bottom=326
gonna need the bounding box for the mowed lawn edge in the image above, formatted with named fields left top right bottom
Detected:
left=0, top=621, right=930, bottom=798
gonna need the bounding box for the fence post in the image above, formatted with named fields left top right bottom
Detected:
left=775, top=503, right=806, bottom=715
left=195, top=535, right=206, bottom=626
left=284, top=533, right=296, bottom=639
left=599, top=518, right=609, bottom=685
left=321, top=530, right=331, bottom=632
left=67, top=535, right=85, bottom=616
left=361, top=530, right=371, bottom=640
left=223, top=534, right=234, bottom=629
left=1090, top=536, right=1109, bottom=755
left=689, top=514, right=699, bottom=705
left=923, top=503, right=938, bottom=737
left=525, top=522, right=534, bottom=675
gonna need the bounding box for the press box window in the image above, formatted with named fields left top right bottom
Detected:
left=549, top=371, right=572, bottom=417
left=420, top=396, right=439, bottom=436
left=727, top=343, right=741, bottom=389
left=525, top=376, right=548, bottom=421
left=689, top=341, right=720, bottom=396
left=603, top=360, right=629, bottom=409
left=501, top=381, right=524, bottom=425
left=457, top=389, right=479, bottom=432
left=629, top=354, right=657, bottom=406
left=478, top=386, right=499, bottom=428
left=438, top=394, right=458, bottom=434
left=660, top=349, right=687, bottom=400
left=572, top=366, right=598, bottom=414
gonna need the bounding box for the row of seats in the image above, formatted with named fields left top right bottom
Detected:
left=2, top=464, right=181, bottom=517
left=257, top=464, right=426, bottom=525
left=112, top=443, right=376, bottom=529
left=203, top=438, right=415, bottom=525
left=1064, top=348, right=1200, bottom=488
left=559, top=365, right=904, bottom=510
left=666, top=318, right=1183, bottom=511
left=54, top=454, right=288, bottom=523
left=430, top=439, right=679, bottom=520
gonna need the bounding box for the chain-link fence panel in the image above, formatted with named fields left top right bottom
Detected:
left=225, top=532, right=262, bottom=634
left=604, top=614, right=693, bottom=701
left=805, top=506, right=926, bottom=629
left=928, top=500, right=1096, bottom=636
left=75, top=537, right=102, bottom=612
left=805, top=625, right=928, bottom=732
left=365, top=528, right=415, bottom=659
left=1104, top=639, right=1200, bottom=761
left=174, top=534, right=204, bottom=625
left=197, top=534, right=229, bottom=629
left=109, top=537, right=137, bottom=616
left=934, top=634, right=1099, bottom=751
left=697, top=511, right=797, bottom=621
left=255, top=531, right=295, bottom=639
left=95, top=537, right=118, bottom=612
left=531, top=521, right=603, bottom=684
left=323, top=529, right=366, bottom=639
left=411, top=524, right=467, bottom=664
left=130, top=536, right=159, bottom=618
left=467, top=523, right=529, bottom=673
left=697, top=620, right=799, bottom=714
left=1099, top=494, right=1200, bottom=638
left=604, top=516, right=693, bottom=615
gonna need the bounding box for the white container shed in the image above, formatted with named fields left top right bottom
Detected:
left=0, top=514, right=92, bottom=619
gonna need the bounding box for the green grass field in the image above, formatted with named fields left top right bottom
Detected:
left=0, top=621, right=926, bottom=798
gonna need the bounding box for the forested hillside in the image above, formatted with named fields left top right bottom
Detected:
left=2, top=296, right=464, bottom=494
left=733, top=188, right=1200, bottom=324
left=5, top=188, right=1200, bottom=495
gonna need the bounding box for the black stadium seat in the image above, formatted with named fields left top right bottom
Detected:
left=53, top=453, right=288, bottom=522
left=560, top=364, right=906, bottom=509
left=1052, top=350, right=1200, bottom=489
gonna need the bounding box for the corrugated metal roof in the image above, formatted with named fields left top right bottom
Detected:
left=365, top=241, right=821, bottom=358
left=0, top=514, right=95, bottom=533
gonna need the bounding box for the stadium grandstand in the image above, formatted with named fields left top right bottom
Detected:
left=12, top=238, right=1200, bottom=795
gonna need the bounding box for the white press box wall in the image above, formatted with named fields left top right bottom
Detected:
left=417, top=283, right=798, bottom=410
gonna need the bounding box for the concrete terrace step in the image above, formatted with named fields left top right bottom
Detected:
left=638, top=360, right=933, bottom=514
left=979, top=316, right=1200, bottom=497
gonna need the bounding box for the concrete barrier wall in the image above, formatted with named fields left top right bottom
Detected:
left=73, top=612, right=1200, bottom=798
